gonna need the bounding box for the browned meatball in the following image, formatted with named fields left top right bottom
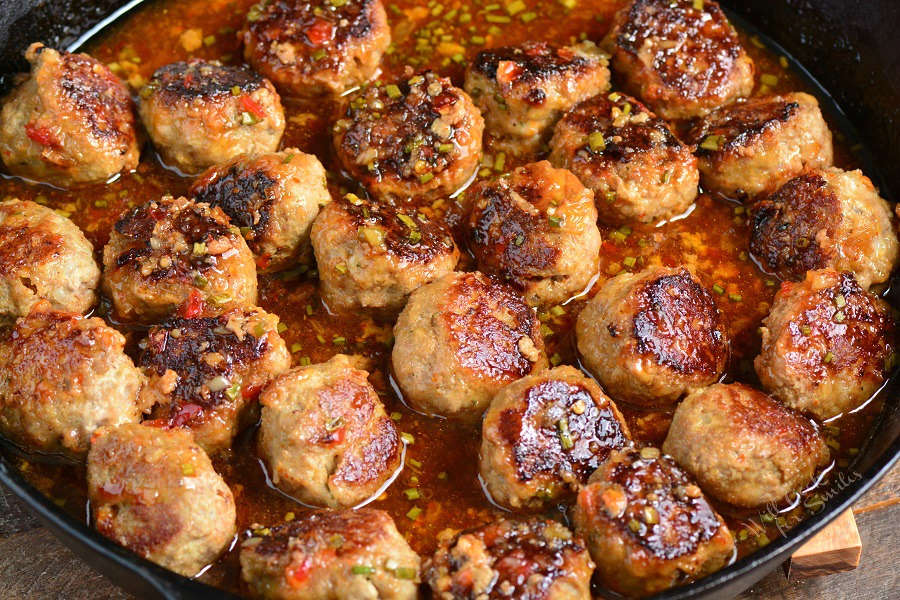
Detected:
left=190, top=149, right=331, bottom=272
left=663, top=383, right=830, bottom=508
left=391, top=272, right=548, bottom=423
left=311, top=193, right=459, bottom=316
left=87, top=423, right=236, bottom=577
left=0, top=198, right=99, bottom=319
left=480, top=365, right=630, bottom=511
left=0, top=311, right=145, bottom=458
left=240, top=509, right=420, bottom=600
left=258, top=354, right=402, bottom=508
left=465, top=161, right=601, bottom=307
left=426, top=517, right=594, bottom=600
left=138, top=60, right=284, bottom=174
left=605, top=0, right=754, bottom=120
left=101, top=195, right=258, bottom=323
left=464, top=41, right=610, bottom=156
left=0, top=43, right=139, bottom=186
left=749, top=168, right=898, bottom=288
left=240, top=0, right=391, bottom=98
left=576, top=266, right=729, bottom=408
left=548, top=93, right=698, bottom=225
left=333, top=71, right=483, bottom=202
left=685, top=93, right=834, bottom=199
left=755, top=269, right=896, bottom=420
left=138, top=306, right=291, bottom=454
left=572, top=447, right=735, bottom=598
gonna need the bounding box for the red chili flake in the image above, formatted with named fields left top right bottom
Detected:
left=495, top=61, right=521, bottom=85
left=285, top=558, right=313, bottom=588
left=181, top=289, right=205, bottom=318
left=305, top=18, right=334, bottom=46
left=241, top=383, right=261, bottom=399
left=169, top=403, right=204, bottom=427
left=255, top=253, right=272, bottom=270
left=239, top=95, right=267, bottom=120
left=24, top=122, right=58, bottom=148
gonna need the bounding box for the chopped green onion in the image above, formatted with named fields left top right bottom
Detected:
left=693, top=0, right=704, bottom=9
left=395, top=566, right=417, bottom=580
left=700, top=134, right=723, bottom=151
left=557, top=418, right=574, bottom=450
left=588, top=131, right=606, bottom=152
left=729, top=293, right=743, bottom=302
left=823, top=351, right=834, bottom=363
left=623, top=256, right=637, bottom=268
left=352, top=565, right=375, bottom=575
left=760, top=73, right=779, bottom=86
left=400, top=432, right=415, bottom=445
left=403, top=488, right=421, bottom=500
left=712, top=283, right=725, bottom=295
left=406, top=506, right=422, bottom=520
left=418, top=172, right=435, bottom=184
left=385, top=84, right=402, bottom=99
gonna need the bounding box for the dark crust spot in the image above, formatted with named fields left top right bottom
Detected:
left=0, top=223, right=64, bottom=277
left=146, top=60, right=263, bottom=103
left=246, top=508, right=392, bottom=558
left=473, top=42, right=595, bottom=87
left=95, top=502, right=183, bottom=557
left=2, top=312, right=113, bottom=374
left=686, top=96, right=800, bottom=154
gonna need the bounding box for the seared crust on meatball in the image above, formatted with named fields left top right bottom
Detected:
left=549, top=93, right=698, bottom=225
left=0, top=43, right=139, bottom=186
left=749, top=167, right=898, bottom=288
left=0, top=199, right=99, bottom=319
left=240, top=508, right=420, bottom=600
left=87, top=423, right=236, bottom=577
left=426, top=518, right=594, bottom=600
left=190, top=149, right=331, bottom=272
left=240, top=0, right=391, bottom=97
left=0, top=311, right=145, bottom=458
left=465, top=41, right=610, bottom=156
left=755, top=269, right=896, bottom=420
left=605, top=0, right=754, bottom=120
left=102, top=195, right=258, bottom=323
left=258, top=354, right=402, bottom=508
left=480, top=365, right=630, bottom=511
left=573, top=447, right=735, bottom=598
left=333, top=71, right=483, bottom=202
left=466, top=161, right=601, bottom=307
left=576, top=266, right=729, bottom=407
left=391, top=272, right=548, bottom=422
left=685, top=93, right=834, bottom=198
left=138, top=60, right=284, bottom=174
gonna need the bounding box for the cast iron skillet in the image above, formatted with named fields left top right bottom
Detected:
left=0, top=1, right=898, bottom=598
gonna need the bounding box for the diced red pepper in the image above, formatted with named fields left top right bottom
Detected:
left=25, top=122, right=58, bottom=148
left=239, top=95, right=267, bottom=120
left=495, top=60, right=521, bottom=85
left=305, top=18, right=334, bottom=46
left=255, top=253, right=272, bottom=270
left=285, top=558, right=313, bottom=588
left=181, top=289, right=205, bottom=318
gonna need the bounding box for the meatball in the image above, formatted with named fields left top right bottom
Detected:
left=465, top=161, right=601, bottom=308
left=87, top=423, right=236, bottom=577
left=102, top=195, right=258, bottom=323
left=0, top=198, right=99, bottom=319
left=0, top=43, right=139, bottom=186
left=480, top=365, right=630, bottom=511
left=391, top=271, right=548, bottom=423
left=138, top=306, right=291, bottom=454
left=605, top=0, right=754, bottom=120
left=258, top=354, right=402, bottom=508
left=240, top=0, right=391, bottom=98
left=748, top=167, right=898, bottom=288
left=685, top=93, right=834, bottom=199
left=572, top=447, right=735, bottom=598
left=138, top=60, right=285, bottom=174
left=576, top=266, right=729, bottom=407
left=311, top=192, right=459, bottom=316
left=0, top=311, right=145, bottom=458
left=755, top=269, right=896, bottom=420
left=240, top=508, right=420, bottom=600
left=465, top=41, right=611, bottom=156
left=332, top=71, right=483, bottom=202
left=425, top=518, right=594, bottom=600
left=548, top=93, right=699, bottom=225
left=189, top=149, right=331, bottom=272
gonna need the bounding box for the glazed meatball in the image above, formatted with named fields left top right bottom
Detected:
left=480, top=365, right=630, bottom=511
left=465, top=161, right=601, bottom=307
left=102, top=195, right=257, bottom=323
left=138, top=306, right=291, bottom=454
left=549, top=93, right=698, bottom=225
left=0, top=43, right=139, bottom=186
left=87, top=423, right=236, bottom=577
left=576, top=266, right=729, bottom=407
left=685, top=93, right=834, bottom=198
left=0, top=198, right=99, bottom=319
left=663, top=383, right=831, bottom=508
left=332, top=71, right=483, bottom=202
left=0, top=311, right=145, bottom=458
left=572, top=447, right=735, bottom=598
left=138, top=60, right=285, bottom=174
left=391, top=271, right=548, bottom=422
left=426, top=518, right=594, bottom=600
left=464, top=41, right=610, bottom=156
left=240, top=508, right=420, bottom=600
left=190, top=149, right=331, bottom=272
left=240, top=0, right=391, bottom=98
left=605, top=0, right=754, bottom=120
left=755, top=269, right=896, bottom=420
left=749, top=167, right=898, bottom=288
left=258, top=354, right=402, bottom=508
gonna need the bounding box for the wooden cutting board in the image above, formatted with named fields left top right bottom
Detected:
left=787, top=509, right=861, bottom=579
